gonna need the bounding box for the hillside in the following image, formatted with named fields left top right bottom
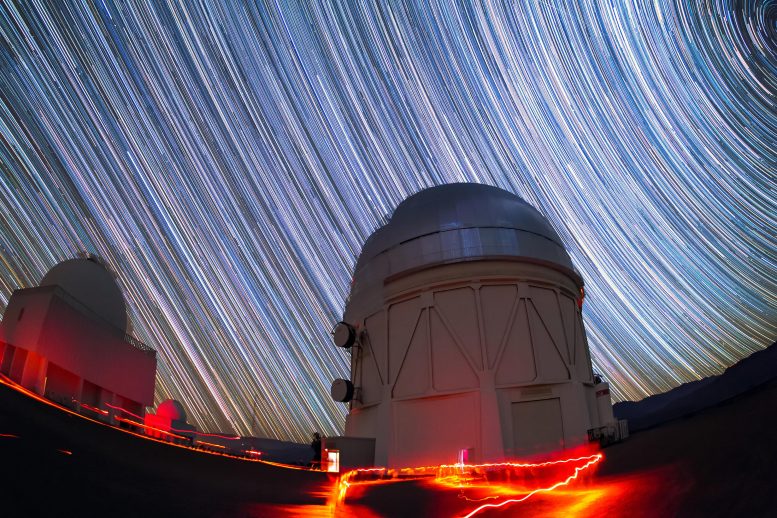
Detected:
left=614, top=340, right=777, bottom=431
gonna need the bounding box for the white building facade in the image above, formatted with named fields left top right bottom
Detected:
left=334, top=184, right=615, bottom=468
left=0, top=258, right=156, bottom=421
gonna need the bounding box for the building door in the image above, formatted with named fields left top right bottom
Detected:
left=325, top=450, right=340, bottom=473
left=511, top=398, right=564, bottom=456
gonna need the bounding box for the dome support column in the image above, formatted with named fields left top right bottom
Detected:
left=375, top=384, right=393, bottom=467
left=478, top=372, right=504, bottom=463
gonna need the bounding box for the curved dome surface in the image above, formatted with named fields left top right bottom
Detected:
left=353, top=183, right=577, bottom=287
left=156, top=399, right=187, bottom=421
left=40, top=257, right=129, bottom=333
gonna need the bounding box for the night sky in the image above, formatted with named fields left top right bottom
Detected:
left=0, top=2, right=774, bottom=442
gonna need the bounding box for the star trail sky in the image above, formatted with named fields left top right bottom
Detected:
left=0, top=1, right=774, bottom=442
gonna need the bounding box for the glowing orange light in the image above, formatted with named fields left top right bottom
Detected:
left=0, top=433, right=19, bottom=438
left=330, top=452, right=603, bottom=516
left=332, top=467, right=390, bottom=505
left=456, top=454, right=603, bottom=517
left=79, top=402, right=109, bottom=415
left=190, top=430, right=241, bottom=440
left=197, top=440, right=227, bottom=450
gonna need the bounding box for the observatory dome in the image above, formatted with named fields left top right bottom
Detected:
left=353, top=184, right=578, bottom=295
left=156, top=399, right=187, bottom=422
left=40, top=257, right=129, bottom=333
left=337, top=183, right=610, bottom=469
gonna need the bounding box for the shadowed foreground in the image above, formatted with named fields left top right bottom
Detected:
left=2, top=375, right=776, bottom=517
left=0, top=378, right=332, bottom=516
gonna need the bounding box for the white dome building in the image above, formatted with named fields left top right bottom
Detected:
left=332, top=184, right=617, bottom=468
left=0, top=256, right=156, bottom=422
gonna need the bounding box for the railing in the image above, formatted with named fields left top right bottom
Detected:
left=123, top=333, right=156, bottom=356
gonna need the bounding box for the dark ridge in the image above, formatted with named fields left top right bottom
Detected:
left=614, top=340, right=777, bottom=431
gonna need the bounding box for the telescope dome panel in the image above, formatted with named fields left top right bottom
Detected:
left=353, top=183, right=578, bottom=291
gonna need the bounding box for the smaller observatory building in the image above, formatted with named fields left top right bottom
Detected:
left=144, top=399, right=196, bottom=440
left=330, top=184, right=618, bottom=468
left=0, top=256, right=156, bottom=420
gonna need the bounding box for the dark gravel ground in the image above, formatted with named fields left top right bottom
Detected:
left=595, top=378, right=777, bottom=517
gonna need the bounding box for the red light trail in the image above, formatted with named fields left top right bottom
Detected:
left=453, top=454, right=603, bottom=517
left=79, top=402, right=109, bottom=415
left=330, top=452, right=603, bottom=516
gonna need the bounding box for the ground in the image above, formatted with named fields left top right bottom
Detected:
left=1, top=376, right=775, bottom=517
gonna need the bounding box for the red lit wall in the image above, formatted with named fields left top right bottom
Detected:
left=0, top=286, right=156, bottom=410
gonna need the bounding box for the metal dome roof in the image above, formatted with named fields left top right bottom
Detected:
left=40, top=257, right=129, bottom=333
left=352, top=183, right=577, bottom=288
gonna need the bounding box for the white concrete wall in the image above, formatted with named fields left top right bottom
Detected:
left=0, top=287, right=156, bottom=407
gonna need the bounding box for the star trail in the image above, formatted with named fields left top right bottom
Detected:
left=0, top=1, right=774, bottom=442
